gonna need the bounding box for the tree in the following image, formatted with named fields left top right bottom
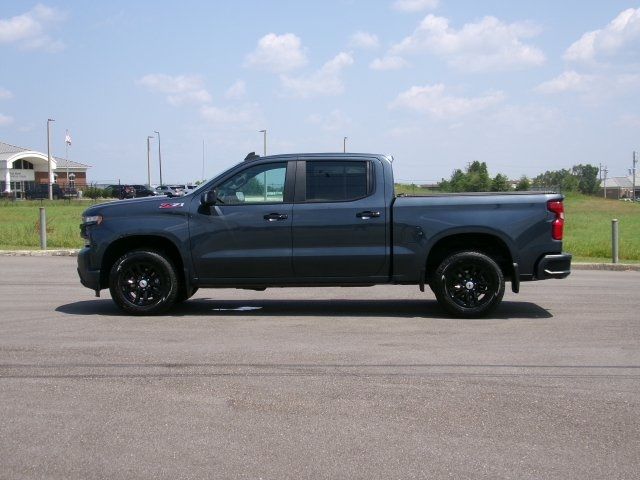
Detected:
left=572, top=164, right=600, bottom=195
left=515, top=176, right=530, bottom=191
left=491, top=174, right=510, bottom=191
left=465, top=161, right=492, bottom=192
left=439, top=161, right=503, bottom=193
left=532, top=169, right=578, bottom=192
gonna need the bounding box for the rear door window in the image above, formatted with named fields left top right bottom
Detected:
left=305, top=161, right=370, bottom=202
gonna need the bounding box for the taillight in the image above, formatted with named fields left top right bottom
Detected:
left=547, top=200, right=564, bottom=240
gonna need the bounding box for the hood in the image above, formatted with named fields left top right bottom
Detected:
left=82, top=194, right=193, bottom=218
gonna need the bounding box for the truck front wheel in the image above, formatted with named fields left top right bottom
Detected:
left=431, top=251, right=505, bottom=318
left=108, top=249, right=179, bottom=315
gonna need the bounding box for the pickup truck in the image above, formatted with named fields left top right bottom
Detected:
left=78, top=153, right=571, bottom=318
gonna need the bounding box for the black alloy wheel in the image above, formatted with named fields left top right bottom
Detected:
left=109, top=250, right=179, bottom=315
left=432, top=251, right=505, bottom=318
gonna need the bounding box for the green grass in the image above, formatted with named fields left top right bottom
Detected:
left=1, top=194, right=638, bottom=262
left=563, top=193, right=640, bottom=261
left=0, top=199, right=102, bottom=249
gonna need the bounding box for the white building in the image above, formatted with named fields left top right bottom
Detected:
left=0, top=141, right=90, bottom=198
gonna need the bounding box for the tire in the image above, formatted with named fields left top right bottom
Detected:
left=431, top=251, right=505, bottom=318
left=108, top=249, right=179, bottom=315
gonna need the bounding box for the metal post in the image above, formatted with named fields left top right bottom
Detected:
left=146, top=136, right=153, bottom=187
left=39, top=207, right=47, bottom=249
left=633, top=151, right=637, bottom=202
left=47, top=119, right=55, bottom=200
left=259, top=130, right=267, bottom=156
left=612, top=219, right=619, bottom=264
left=603, top=166, right=608, bottom=199
left=65, top=130, right=69, bottom=196
left=343, top=136, right=347, bottom=153
left=155, top=131, right=163, bottom=186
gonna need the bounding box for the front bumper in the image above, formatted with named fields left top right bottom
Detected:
left=536, top=253, right=572, bottom=279
left=77, top=247, right=101, bottom=292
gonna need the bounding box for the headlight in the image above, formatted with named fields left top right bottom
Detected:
left=82, top=215, right=103, bottom=225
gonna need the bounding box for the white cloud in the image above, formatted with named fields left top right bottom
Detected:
left=369, top=56, right=409, bottom=70
left=535, top=71, right=594, bottom=94
left=225, top=80, right=246, bottom=100
left=488, top=104, right=563, bottom=134
left=390, top=84, right=505, bottom=118
left=392, top=0, right=439, bottom=13
left=0, top=4, right=66, bottom=52
left=137, top=74, right=212, bottom=106
left=565, top=8, right=640, bottom=63
left=535, top=71, right=640, bottom=103
left=390, top=14, right=545, bottom=72
left=245, top=33, right=307, bottom=73
left=306, top=109, right=353, bottom=131
left=200, top=104, right=260, bottom=125
left=280, top=52, right=354, bottom=98
left=349, top=31, right=379, bottom=49
left=0, top=87, right=13, bottom=100
left=0, top=113, right=14, bottom=126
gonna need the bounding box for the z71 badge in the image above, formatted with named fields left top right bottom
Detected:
left=159, top=202, right=185, bottom=209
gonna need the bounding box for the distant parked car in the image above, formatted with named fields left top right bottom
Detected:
left=24, top=184, right=64, bottom=200
left=106, top=184, right=135, bottom=199
left=131, top=185, right=156, bottom=197
left=155, top=185, right=183, bottom=197
left=176, top=184, right=198, bottom=195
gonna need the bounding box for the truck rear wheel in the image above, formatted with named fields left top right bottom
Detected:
left=108, top=249, right=179, bottom=315
left=431, top=251, right=504, bottom=318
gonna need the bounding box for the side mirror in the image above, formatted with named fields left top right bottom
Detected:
left=200, top=189, right=218, bottom=207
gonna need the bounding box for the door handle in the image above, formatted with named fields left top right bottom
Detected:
left=356, top=211, right=381, bottom=219
left=264, top=212, right=288, bottom=221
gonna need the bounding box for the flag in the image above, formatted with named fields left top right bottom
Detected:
left=65, top=131, right=72, bottom=146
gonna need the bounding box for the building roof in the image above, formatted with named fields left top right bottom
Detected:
left=53, top=156, right=91, bottom=169
left=0, top=140, right=90, bottom=168
left=601, top=177, right=633, bottom=188
left=0, top=140, right=27, bottom=158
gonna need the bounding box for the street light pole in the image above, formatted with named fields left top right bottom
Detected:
left=146, top=136, right=154, bottom=187
left=259, top=129, right=267, bottom=156
left=47, top=118, right=55, bottom=200
left=154, top=130, right=163, bottom=186
left=343, top=136, right=347, bottom=153
left=633, top=151, right=637, bottom=202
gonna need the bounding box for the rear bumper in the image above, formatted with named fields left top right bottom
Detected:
left=77, top=247, right=101, bottom=291
left=536, top=253, right=572, bottom=279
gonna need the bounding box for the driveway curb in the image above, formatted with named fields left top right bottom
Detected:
left=0, top=249, right=80, bottom=257
left=1, top=249, right=639, bottom=271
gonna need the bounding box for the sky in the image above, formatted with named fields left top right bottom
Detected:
left=1, top=0, right=639, bottom=185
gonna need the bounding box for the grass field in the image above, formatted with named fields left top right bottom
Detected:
left=0, top=194, right=638, bottom=261
left=563, top=193, right=639, bottom=261
left=0, top=199, right=104, bottom=249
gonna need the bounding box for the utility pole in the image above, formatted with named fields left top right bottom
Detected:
left=602, top=165, right=608, bottom=199
left=202, top=139, right=205, bottom=181
left=47, top=119, right=55, bottom=200
left=146, top=136, right=154, bottom=187
left=154, top=130, right=163, bottom=186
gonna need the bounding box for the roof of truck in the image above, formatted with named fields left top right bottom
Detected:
left=244, top=152, right=393, bottom=163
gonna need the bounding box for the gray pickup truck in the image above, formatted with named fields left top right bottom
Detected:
left=78, top=153, right=571, bottom=318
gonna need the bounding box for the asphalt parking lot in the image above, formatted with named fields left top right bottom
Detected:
left=0, top=256, right=638, bottom=479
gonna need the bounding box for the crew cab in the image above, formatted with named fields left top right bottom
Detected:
left=78, top=153, right=571, bottom=318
